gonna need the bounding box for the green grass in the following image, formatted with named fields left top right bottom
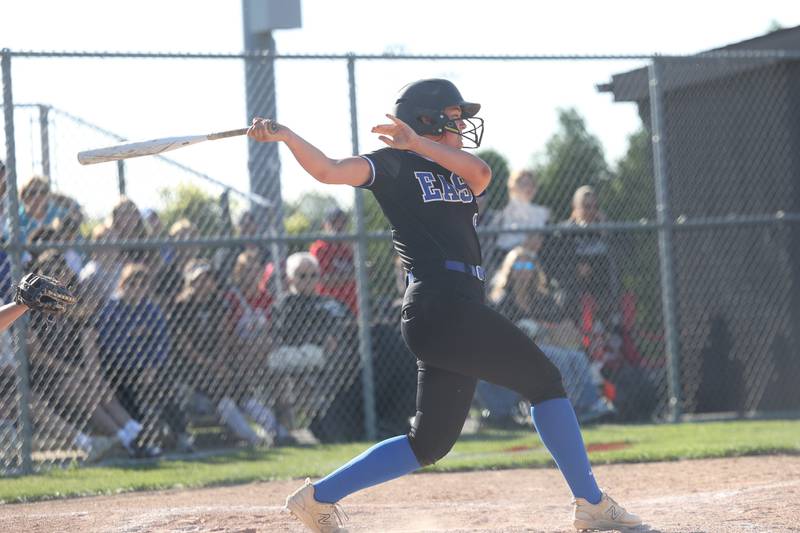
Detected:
left=1, top=419, right=798, bottom=504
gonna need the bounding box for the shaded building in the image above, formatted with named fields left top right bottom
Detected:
left=598, top=26, right=800, bottom=413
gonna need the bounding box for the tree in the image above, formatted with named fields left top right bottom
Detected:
left=158, top=182, right=227, bottom=236
left=533, top=108, right=608, bottom=222
left=603, top=127, right=655, bottom=222
left=605, top=126, right=661, bottom=353
left=284, top=190, right=344, bottom=235
left=475, top=148, right=511, bottom=211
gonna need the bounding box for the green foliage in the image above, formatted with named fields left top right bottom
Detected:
left=361, top=192, right=396, bottom=302
left=603, top=128, right=655, bottom=222
left=602, top=127, right=661, bottom=343
left=533, top=108, right=609, bottom=223
left=475, top=148, right=511, bottom=210
left=281, top=190, right=345, bottom=255
left=284, top=191, right=344, bottom=234
left=158, top=183, right=228, bottom=236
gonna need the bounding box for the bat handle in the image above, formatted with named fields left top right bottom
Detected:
left=207, top=127, right=250, bottom=140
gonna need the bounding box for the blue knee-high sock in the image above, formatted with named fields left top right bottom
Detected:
left=530, top=398, right=602, bottom=504
left=313, top=435, right=421, bottom=503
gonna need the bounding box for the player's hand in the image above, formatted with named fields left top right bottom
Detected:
left=247, top=117, right=289, bottom=143
left=371, top=114, right=420, bottom=150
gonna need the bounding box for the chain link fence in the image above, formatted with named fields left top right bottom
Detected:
left=2, top=50, right=799, bottom=474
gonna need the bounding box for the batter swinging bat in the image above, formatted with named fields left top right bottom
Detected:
left=77, top=127, right=250, bottom=165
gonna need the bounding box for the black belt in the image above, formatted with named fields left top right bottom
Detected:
left=407, top=260, right=485, bottom=283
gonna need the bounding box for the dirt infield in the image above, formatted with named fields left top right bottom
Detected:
left=1, top=455, right=798, bottom=532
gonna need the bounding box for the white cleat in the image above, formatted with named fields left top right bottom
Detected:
left=573, top=491, right=642, bottom=530
left=285, top=478, right=348, bottom=532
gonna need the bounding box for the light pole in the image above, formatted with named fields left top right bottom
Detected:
left=242, top=0, right=301, bottom=291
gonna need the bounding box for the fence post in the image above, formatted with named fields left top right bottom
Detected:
left=2, top=49, right=33, bottom=473
left=347, top=55, right=377, bottom=441
left=116, top=160, right=126, bottom=196
left=648, top=57, right=682, bottom=422
left=38, top=104, right=50, bottom=179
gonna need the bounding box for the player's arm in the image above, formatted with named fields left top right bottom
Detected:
left=247, top=118, right=371, bottom=187
left=372, top=114, right=492, bottom=195
left=0, top=302, right=29, bottom=333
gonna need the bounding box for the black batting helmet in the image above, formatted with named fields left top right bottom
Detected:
left=393, top=79, right=484, bottom=148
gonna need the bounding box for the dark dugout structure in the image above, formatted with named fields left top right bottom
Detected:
left=598, top=27, right=800, bottom=415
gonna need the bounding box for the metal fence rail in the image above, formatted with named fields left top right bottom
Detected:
left=2, top=49, right=799, bottom=474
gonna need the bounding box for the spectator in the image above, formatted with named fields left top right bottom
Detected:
left=154, top=218, right=201, bottom=307
left=27, top=251, right=154, bottom=460
left=223, top=249, right=285, bottom=441
left=489, top=241, right=563, bottom=326
left=485, top=245, right=614, bottom=424
left=51, top=208, right=86, bottom=276
left=142, top=208, right=164, bottom=238
left=257, top=258, right=287, bottom=310
left=16, top=176, right=69, bottom=243
left=546, top=186, right=656, bottom=421
left=269, top=253, right=356, bottom=442
left=170, top=258, right=269, bottom=447
left=225, top=249, right=270, bottom=342
left=492, top=170, right=550, bottom=269
left=271, top=252, right=352, bottom=348
left=309, top=207, right=358, bottom=315
left=110, top=196, right=152, bottom=264
left=95, top=262, right=181, bottom=457
left=213, top=209, right=270, bottom=280
left=79, top=223, right=125, bottom=310
left=562, top=185, right=620, bottom=327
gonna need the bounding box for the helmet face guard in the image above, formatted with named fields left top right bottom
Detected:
left=442, top=116, right=484, bottom=149
left=394, top=79, right=485, bottom=149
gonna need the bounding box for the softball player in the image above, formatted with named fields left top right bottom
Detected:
left=248, top=79, right=641, bottom=532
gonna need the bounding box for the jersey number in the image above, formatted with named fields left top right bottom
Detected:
left=414, top=172, right=474, bottom=204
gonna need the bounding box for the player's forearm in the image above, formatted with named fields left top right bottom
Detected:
left=411, top=136, right=492, bottom=194
left=283, top=130, right=341, bottom=184
left=0, top=302, right=29, bottom=333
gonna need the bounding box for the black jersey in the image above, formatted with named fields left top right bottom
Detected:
left=359, top=148, right=482, bottom=275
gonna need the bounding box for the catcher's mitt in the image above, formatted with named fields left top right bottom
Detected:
left=14, top=273, right=77, bottom=314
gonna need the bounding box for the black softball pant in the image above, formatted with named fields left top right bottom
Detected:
left=400, top=274, right=566, bottom=466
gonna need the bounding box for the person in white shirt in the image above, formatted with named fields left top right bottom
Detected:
left=496, top=169, right=550, bottom=253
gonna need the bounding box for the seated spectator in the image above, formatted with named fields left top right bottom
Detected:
left=271, top=252, right=352, bottom=350
left=544, top=186, right=656, bottom=420
left=80, top=224, right=125, bottom=312
left=309, top=207, right=358, bottom=315
left=225, top=249, right=270, bottom=342
left=489, top=238, right=563, bottom=325
left=214, top=209, right=271, bottom=284
left=142, top=208, right=164, bottom=237
left=257, top=258, right=287, bottom=310
left=94, top=262, right=183, bottom=456
left=223, top=249, right=285, bottom=441
left=154, top=218, right=202, bottom=307
left=269, top=252, right=357, bottom=442
left=27, top=251, right=156, bottom=460
left=494, top=170, right=550, bottom=266
left=110, top=196, right=153, bottom=265
left=483, top=243, right=614, bottom=424
left=170, top=259, right=270, bottom=447
left=51, top=207, right=86, bottom=276
left=15, top=176, right=69, bottom=243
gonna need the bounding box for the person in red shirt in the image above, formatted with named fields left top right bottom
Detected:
left=309, top=207, right=358, bottom=315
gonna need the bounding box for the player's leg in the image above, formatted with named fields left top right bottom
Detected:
left=286, top=362, right=475, bottom=532
left=402, top=286, right=603, bottom=502
left=403, top=290, right=641, bottom=528
left=311, top=361, right=474, bottom=502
